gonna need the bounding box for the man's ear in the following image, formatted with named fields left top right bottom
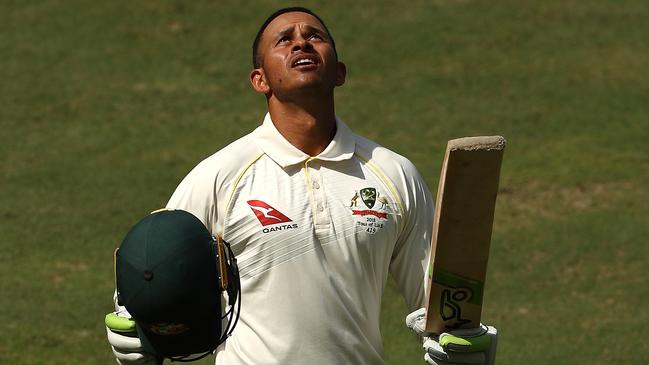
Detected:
left=335, top=61, right=347, bottom=87
left=250, top=68, right=270, bottom=94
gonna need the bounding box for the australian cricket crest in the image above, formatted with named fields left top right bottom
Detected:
left=349, top=187, right=391, bottom=234
left=360, top=187, right=376, bottom=209
left=148, top=322, right=190, bottom=336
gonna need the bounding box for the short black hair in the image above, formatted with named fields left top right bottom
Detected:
left=252, top=7, right=337, bottom=68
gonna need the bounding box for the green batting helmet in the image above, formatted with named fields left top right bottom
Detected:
left=115, top=209, right=240, bottom=361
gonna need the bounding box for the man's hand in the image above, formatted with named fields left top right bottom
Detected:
left=105, top=309, right=157, bottom=365
left=406, top=308, right=498, bottom=365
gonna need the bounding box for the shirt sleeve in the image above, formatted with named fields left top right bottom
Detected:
left=165, top=161, right=219, bottom=235
left=389, top=162, right=434, bottom=312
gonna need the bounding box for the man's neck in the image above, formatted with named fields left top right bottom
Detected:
left=267, top=97, right=337, bottom=157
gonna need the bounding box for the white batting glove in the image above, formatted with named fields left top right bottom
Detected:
left=406, top=308, right=498, bottom=365
left=105, top=308, right=157, bottom=365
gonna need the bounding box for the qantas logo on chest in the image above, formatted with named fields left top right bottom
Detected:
left=247, top=200, right=298, bottom=233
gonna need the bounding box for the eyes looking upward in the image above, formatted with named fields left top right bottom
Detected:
left=273, top=25, right=328, bottom=48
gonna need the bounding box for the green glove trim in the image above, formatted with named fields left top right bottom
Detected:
left=440, top=333, right=491, bottom=352
left=105, top=313, right=136, bottom=333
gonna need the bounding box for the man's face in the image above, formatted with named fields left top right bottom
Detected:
left=251, top=12, right=345, bottom=98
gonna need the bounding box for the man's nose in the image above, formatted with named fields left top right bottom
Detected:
left=291, top=36, right=313, bottom=52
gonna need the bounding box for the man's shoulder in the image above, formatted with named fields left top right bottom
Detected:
left=353, top=134, right=420, bottom=177
left=187, top=131, right=263, bottom=178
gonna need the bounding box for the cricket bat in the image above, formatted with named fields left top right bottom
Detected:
left=424, top=136, right=506, bottom=334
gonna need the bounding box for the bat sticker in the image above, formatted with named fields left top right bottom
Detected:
left=434, top=270, right=485, bottom=329
left=433, top=270, right=484, bottom=305
left=439, top=288, right=472, bottom=329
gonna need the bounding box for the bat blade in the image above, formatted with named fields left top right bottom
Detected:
left=424, top=136, right=506, bottom=334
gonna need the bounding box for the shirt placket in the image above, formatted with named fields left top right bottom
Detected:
left=304, top=159, right=330, bottom=236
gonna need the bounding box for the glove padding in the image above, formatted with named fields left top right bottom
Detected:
left=105, top=309, right=157, bottom=365
left=406, top=308, right=498, bottom=365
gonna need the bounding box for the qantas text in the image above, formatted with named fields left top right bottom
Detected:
left=262, top=223, right=298, bottom=233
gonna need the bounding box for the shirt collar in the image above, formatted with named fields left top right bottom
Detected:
left=253, top=113, right=356, bottom=168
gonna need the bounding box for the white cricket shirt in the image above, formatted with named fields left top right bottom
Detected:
left=166, top=113, right=433, bottom=365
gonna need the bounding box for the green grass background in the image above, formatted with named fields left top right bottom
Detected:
left=2, top=0, right=648, bottom=364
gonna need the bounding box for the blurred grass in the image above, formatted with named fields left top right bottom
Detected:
left=1, top=0, right=648, bottom=364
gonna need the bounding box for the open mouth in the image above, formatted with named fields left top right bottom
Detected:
left=291, top=55, right=319, bottom=69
